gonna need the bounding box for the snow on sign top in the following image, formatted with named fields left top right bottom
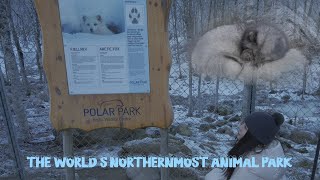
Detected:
left=34, top=0, right=173, bottom=131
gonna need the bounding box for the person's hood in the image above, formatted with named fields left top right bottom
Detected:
left=245, top=140, right=287, bottom=179
left=205, top=140, right=287, bottom=180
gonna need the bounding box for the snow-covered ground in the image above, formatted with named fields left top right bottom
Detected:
left=1, top=57, right=319, bottom=179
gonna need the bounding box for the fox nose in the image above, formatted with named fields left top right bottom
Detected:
left=90, top=28, right=93, bottom=32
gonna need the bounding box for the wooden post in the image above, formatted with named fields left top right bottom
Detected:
left=214, top=74, right=220, bottom=119
left=311, top=134, right=320, bottom=180
left=63, top=130, right=75, bottom=180
left=242, top=78, right=257, bottom=118
left=0, top=71, right=25, bottom=180
left=160, top=128, right=169, bottom=180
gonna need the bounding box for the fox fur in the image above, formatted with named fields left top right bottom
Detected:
left=192, top=23, right=306, bottom=83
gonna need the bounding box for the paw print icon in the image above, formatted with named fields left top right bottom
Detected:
left=129, top=7, right=140, bottom=25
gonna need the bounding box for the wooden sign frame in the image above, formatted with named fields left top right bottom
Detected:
left=34, top=0, right=173, bottom=131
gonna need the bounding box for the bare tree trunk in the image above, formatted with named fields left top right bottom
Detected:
left=221, top=0, right=226, bottom=24
left=318, top=66, right=320, bottom=93
left=196, top=0, right=204, bottom=115
left=264, top=0, right=272, bottom=13
left=183, top=0, right=194, bottom=117
left=301, top=0, right=309, bottom=99
left=34, top=15, right=44, bottom=82
left=197, top=75, right=201, bottom=98
left=234, top=0, right=238, bottom=19
left=212, top=0, right=221, bottom=115
left=304, top=0, right=308, bottom=14
left=301, top=63, right=309, bottom=100
left=199, top=0, right=204, bottom=34
left=31, top=2, right=44, bottom=83
left=7, top=0, right=30, bottom=95
left=214, top=74, right=220, bottom=116
left=207, top=0, right=213, bottom=30
left=187, top=53, right=193, bottom=117
left=317, top=12, right=320, bottom=37
left=2, top=45, right=9, bottom=81
left=197, top=74, right=203, bottom=115
left=213, top=0, right=218, bottom=27
left=0, top=0, right=30, bottom=141
left=307, top=0, right=314, bottom=17
left=303, top=0, right=309, bottom=27
left=306, top=0, right=315, bottom=37
left=217, top=0, right=223, bottom=26
left=0, top=67, right=8, bottom=85
left=293, top=0, right=298, bottom=36
left=172, top=0, right=182, bottom=79
left=245, top=0, right=249, bottom=19
left=256, top=0, right=260, bottom=16
left=269, top=81, right=274, bottom=92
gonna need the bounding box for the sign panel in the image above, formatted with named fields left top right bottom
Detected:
left=58, top=0, right=150, bottom=94
left=34, top=0, right=173, bottom=131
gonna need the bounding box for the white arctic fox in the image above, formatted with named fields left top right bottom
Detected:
left=192, top=23, right=307, bottom=83
left=81, top=15, right=114, bottom=35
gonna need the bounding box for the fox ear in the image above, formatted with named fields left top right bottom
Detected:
left=96, top=15, right=102, bottom=22
left=82, top=16, right=87, bottom=22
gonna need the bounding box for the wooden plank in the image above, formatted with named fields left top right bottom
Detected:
left=34, top=0, right=173, bottom=131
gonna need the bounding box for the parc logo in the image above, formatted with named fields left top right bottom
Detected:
left=83, top=99, right=141, bottom=118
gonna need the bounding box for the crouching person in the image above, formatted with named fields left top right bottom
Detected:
left=205, top=112, right=287, bottom=180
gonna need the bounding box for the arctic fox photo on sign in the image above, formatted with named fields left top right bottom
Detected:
left=58, top=0, right=125, bottom=35
left=81, top=15, right=115, bottom=35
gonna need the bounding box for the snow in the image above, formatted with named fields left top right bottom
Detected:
left=30, top=135, right=55, bottom=143
left=169, top=62, right=244, bottom=98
